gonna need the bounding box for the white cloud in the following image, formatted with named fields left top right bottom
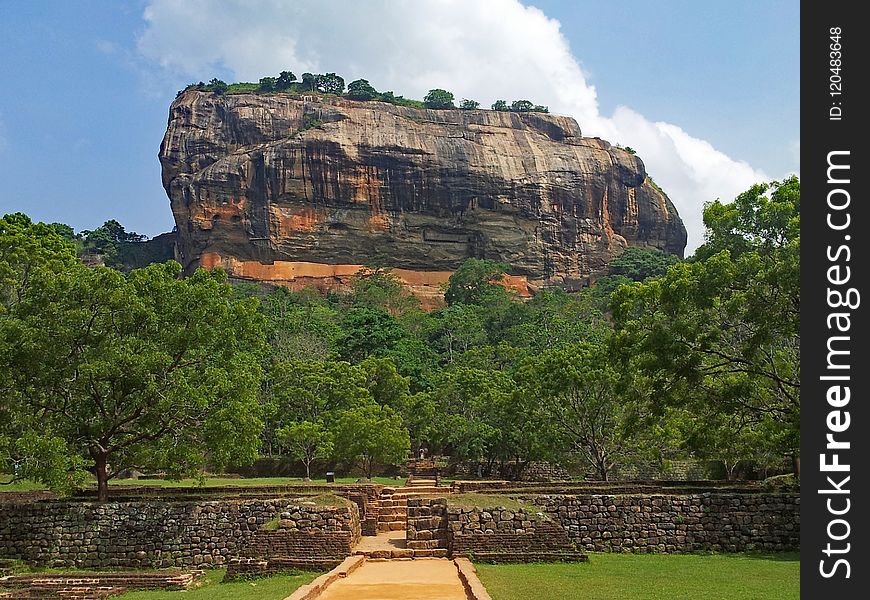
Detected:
left=137, top=0, right=775, bottom=253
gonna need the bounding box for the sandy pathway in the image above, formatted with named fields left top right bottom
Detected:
left=317, top=558, right=468, bottom=600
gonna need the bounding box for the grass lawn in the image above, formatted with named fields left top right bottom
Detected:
left=108, top=476, right=402, bottom=487
left=448, top=493, right=535, bottom=511
left=1, top=475, right=402, bottom=493
left=117, top=569, right=317, bottom=600
left=0, top=476, right=48, bottom=492
left=475, top=553, right=799, bottom=600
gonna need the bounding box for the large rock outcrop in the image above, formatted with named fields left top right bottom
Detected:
left=159, top=91, right=686, bottom=303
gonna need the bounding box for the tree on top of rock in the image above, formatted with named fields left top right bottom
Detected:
left=346, top=79, right=379, bottom=101
left=423, top=88, right=455, bottom=109
left=316, top=73, right=345, bottom=95
left=276, top=70, right=297, bottom=90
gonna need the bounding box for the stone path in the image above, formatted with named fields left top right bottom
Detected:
left=316, top=558, right=469, bottom=600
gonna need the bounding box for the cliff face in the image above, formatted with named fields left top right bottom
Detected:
left=160, top=91, right=686, bottom=302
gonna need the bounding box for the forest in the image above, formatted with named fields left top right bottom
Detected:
left=0, top=177, right=799, bottom=501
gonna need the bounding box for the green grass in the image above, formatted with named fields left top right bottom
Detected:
left=117, top=568, right=317, bottom=600
left=448, top=493, right=536, bottom=512
left=475, top=553, right=799, bottom=600
left=109, top=476, right=400, bottom=487
left=1, top=475, right=404, bottom=496
left=0, top=476, right=46, bottom=492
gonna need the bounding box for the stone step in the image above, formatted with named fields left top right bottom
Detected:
left=377, top=506, right=407, bottom=513
left=377, top=514, right=406, bottom=522
left=406, top=539, right=448, bottom=550
left=351, top=548, right=449, bottom=559
left=377, top=522, right=406, bottom=532
left=376, top=499, right=407, bottom=508
left=377, top=514, right=406, bottom=523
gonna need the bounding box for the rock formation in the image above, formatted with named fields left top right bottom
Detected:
left=159, top=91, right=686, bottom=304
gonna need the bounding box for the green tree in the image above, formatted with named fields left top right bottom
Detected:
left=350, top=267, right=419, bottom=315
left=612, top=177, right=800, bottom=472
left=423, top=88, right=455, bottom=109
left=428, top=304, right=487, bottom=362
left=48, top=222, right=76, bottom=242
left=510, top=99, right=534, bottom=112
left=359, top=356, right=410, bottom=409
left=607, top=247, right=680, bottom=281
left=444, top=258, right=511, bottom=306
left=491, top=100, right=509, bottom=111
left=267, top=360, right=371, bottom=424
left=338, top=307, right=406, bottom=361
left=346, top=79, right=379, bottom=100
left=276, top=420, right=334, bottom=480
left=532, top=105, right=549, bottom=113
left=459, top=99, right=480, bottom=110
left=517, top=341, right=634, bottom=480
left=276, top=70, right=297, bottom=90
left=208, top=78, right=228, bottom=94
left=0, top=262, right=265, bottom=501
left=428, top=367, right=531, bottom=471
left=258, top=77, right=277, bottom=92
left=0, top=213, right=77, bottom=310
left=501, top=288, right=607, bottom=351
left=300, top=72, right=317, bottom=91
left=260, top=287, right=342, bottom=361
left=316, top=73, right=345, bottom=95
left=334, top=403, right=409, bottom=478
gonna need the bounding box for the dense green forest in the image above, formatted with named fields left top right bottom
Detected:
left=0, top=177, right=799, bottom=500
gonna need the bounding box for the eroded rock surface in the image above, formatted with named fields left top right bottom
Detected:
left=160, top=91, right=686, bottom=298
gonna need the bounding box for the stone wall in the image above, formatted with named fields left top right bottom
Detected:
left=609, top=460, right=716, bottom=481
left=447, top=504, right=583, bottom=563
left=413, top=492, right=798, bottom=558
left=529, top=493, right=799, bottom=553
left=452, top=461, right=570, bottom=481
left=0, top=498, right=359, bottom=568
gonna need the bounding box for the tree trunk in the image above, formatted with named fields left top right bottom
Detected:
left=792, top=454, right=800, bottom=479
left=303, top=458, right=312, bottom=481
left=93, top=450, right=109, bottom=503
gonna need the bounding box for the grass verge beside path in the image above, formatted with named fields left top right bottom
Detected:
left=475, top=553, right=799, bottom=600
left=118, top=569, right=317, bottom=600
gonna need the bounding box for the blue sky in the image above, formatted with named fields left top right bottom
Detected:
left=0, top=1, right=799, bottom=251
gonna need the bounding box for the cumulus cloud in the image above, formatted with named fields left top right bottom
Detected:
left=137, top=0, right=774, bottom=253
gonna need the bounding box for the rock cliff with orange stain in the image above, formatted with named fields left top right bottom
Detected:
left=160, top=90, right=686, bottom=300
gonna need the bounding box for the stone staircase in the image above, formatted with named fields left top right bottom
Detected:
left=370, top=485, right=443, bottom=533
left=354, top=484, right=451, bottom=558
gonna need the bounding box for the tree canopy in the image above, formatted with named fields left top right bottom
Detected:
left=612, top=176, right=800, bottom=471
left=1, top=260, right=266, bottom=500
left=423, top=88, right=455, bottom=109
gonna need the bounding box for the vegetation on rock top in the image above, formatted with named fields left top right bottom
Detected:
left=180, top=70, right=549, bottom=113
